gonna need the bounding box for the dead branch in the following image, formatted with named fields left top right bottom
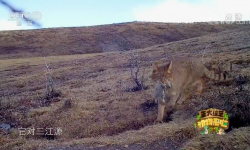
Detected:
left=44, top=57, right=58, bottom=102
left=201, top=44, right=211, bottom=64
left=129, top=51, right=146, bottom=91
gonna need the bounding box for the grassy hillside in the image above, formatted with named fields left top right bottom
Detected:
left=0, top=22, right=248, bottom=59
left=0, top=25, right=250, bottom=149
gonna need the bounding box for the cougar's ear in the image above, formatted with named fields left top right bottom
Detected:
left=153, top=62, right=159, bottom=70
left=167, top=61, right=172, bottom=74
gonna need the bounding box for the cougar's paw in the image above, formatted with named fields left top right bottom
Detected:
left=154, top=120, right=163, bottom=124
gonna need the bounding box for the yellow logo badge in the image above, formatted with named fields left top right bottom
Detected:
left=194, top=108, right=229, bottom=134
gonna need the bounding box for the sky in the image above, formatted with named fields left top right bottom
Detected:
left=0, top=0, right=250, bottom=31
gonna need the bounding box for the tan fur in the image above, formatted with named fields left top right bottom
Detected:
left=206, top=61, right=233, bottom=81
left=151, top=57, right=232, bottom=123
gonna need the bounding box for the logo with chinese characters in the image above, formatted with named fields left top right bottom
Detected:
left=194, top=108, right=229, bottom=135
left=18, top=127, right=62, bottom=136
left=8, top=11, right=42, bottom=27
left=209, top=13, right=250, bottom=25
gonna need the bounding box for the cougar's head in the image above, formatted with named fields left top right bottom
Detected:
left=151, top=60, right=173, bottom=88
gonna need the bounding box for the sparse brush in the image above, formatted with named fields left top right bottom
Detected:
left=43, top=57, right=61, bottom=106
left=128, top=51, right=147, bottom=92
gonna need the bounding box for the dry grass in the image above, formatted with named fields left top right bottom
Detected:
left=0, top=53, right=100, bottom=71
left=182, top=127, right=250, bottom=150
left=0, top=24, right=250, bottom=150
left=0, top=119, right=198, bottom=150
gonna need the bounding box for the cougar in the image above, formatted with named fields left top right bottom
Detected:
left=151, top=57, right=233, bottom=123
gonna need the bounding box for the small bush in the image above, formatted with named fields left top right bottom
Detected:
left=128, top=51, right=147, bottom=92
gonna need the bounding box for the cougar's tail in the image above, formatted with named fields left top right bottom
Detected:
left=203, top=67, right=233, bottom=82
left=203, top=67, right=216, bottom=80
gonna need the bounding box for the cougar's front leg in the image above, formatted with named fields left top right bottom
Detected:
left=177, top=87, right=193, bottom=105
left=195, top=80, right=204, bottom=95
left=176, top=92, right=188, bottom=105
left=177, top=80, right=203, bottom=105
left=155, top=102, right=165, bottom=123
left=155, top=93, right=179, bottom=123
left=164, top=93, right=179, bottom=116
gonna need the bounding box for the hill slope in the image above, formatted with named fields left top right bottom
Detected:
left=0, top=26, right=250, bottom=149
left=0, top=22, right=247, bottom=59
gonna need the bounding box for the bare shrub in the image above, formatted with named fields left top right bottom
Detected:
left=42, top=57, right=60, bottom=106
left=128, top=51, right=146, bottom=92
